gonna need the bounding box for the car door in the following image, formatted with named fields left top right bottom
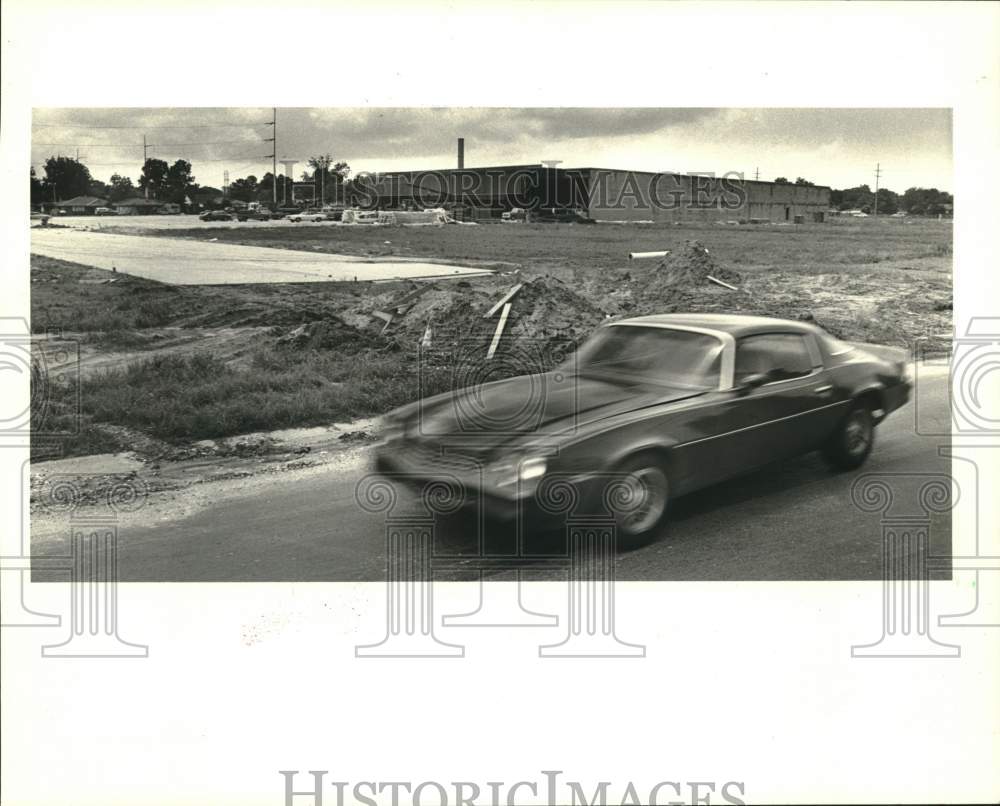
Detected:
left=729, top=332, right=835, bottom=461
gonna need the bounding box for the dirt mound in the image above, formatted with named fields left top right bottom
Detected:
left=350, top=275, right=605, bottom=346
left=644, top=240, right=742, bottom=293
left=506, top=276, right=607, bottom=341
left=597, top=240, right=747, bottom=317
left=274, top=317, right=388, bottom=352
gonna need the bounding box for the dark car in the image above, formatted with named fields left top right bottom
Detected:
left=527, top=207, right=595, bottom=224
left=199, top=210, right=233, bottom=222
left=374, top=313, right=911, bottom=548
left=235, top=210, right=273, bottom=222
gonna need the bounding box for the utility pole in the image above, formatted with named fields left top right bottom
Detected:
left=873, top=162, right=882, bottom=216
left=754, top=167, right=760, bottom=181
left=143, top=135, right=149, bottom=199
left=264, top=107, right=277, bottom=209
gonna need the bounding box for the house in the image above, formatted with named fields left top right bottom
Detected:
left=113, top=197, right=168, bottom=215
left=53, top=196, right=109, bottom=215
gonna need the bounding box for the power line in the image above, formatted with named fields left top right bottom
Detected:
left=33, top=155, right=274, bottom=167
left=32, top=121, right=272, bottom=130
left=34, top=141, right=266, bottom=148
left=35, top=143, right=144, bottom=148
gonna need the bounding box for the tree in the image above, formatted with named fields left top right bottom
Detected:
left=164, top=159, right=196, bottom=205
left=108, top=173, right=137, bottom=202
left=42, top=156, right=93, bottom=201
left=832, top=184, right=874, bottom=212
left=874, top=187, right=899, bottom=215
left=773, top=177, right=789, bottom=184
left=138, top=158, right=170, bottom=199
left=227, top=175, right=259, bottom=202
left=256, top=172, right=295, bottom=205
left=794, top=177, right=815, bottom=186
left=30, top=167, right=45, bottom=206
left=304, top=154, right=350, bottom=205
left=88, top=179, right=110, bottom=198
left=900, top=187, right=953, bottom=216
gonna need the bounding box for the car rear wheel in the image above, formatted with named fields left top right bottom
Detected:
left=823, top=403, right=874, bottom=471
left=608, top=453, right=670, bottom=550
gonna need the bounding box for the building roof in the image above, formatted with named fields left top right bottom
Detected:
left=55, top=196, right=108, bottom=207
left=371, top=165, right=831, bottom=192
left=568, top=168, right=832, bottom=191
left=114, top=197, right=165, bottom=207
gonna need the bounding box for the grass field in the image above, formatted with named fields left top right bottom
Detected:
left=141, top=216, right=952, bottom=273
left=31, top=217, right=951, bottom=458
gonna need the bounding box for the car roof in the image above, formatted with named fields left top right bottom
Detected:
left=612, top=312, right=821, bottom=338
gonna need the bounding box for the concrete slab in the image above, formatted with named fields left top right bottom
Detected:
left=30, top=227, right=491, bottom=285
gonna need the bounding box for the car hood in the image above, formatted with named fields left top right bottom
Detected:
left=403, top=372, right=705, bottom=452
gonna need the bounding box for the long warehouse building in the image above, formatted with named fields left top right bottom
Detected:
left=361, top=164, right=831, bottom=224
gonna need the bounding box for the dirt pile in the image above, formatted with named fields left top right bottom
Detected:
left=274, top=317, right=389, bottom=352
left=348, top=275, right=606, bottom=353
left=505, top=276, right=607, bottom=342
left=644, top=240, right=742, bottom=293
left=596, top=240, right=747, bottom=316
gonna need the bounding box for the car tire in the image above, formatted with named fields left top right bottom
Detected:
left=605, top=452, right=670, bottom=550
left=822, top=403, right=875, bottom=471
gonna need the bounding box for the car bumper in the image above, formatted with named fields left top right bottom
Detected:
left=882, top=378, right=912, bottom=420
left=373, top=444, right=549, bottom=523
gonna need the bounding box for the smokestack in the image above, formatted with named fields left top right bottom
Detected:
left=457, top=138, right=465, bottom=170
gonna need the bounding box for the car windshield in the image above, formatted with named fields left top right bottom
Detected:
left=569, top=325, right=723, bottom=390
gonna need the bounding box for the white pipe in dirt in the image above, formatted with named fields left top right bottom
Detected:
left=628, top=250, right=670, bottom=260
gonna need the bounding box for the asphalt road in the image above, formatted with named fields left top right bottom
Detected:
left=32, top=368, right=951, bottom=582
left=30, top=226, right=491, bottom=284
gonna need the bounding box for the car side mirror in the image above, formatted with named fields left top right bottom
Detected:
left=735, top=372, right=770, bottom=395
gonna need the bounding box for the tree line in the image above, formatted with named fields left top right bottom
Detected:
left=783, top=176, right=953, bottom=215
left=31, top=156, right=955, bottom=217
left=828, top=184, right=953, bottom=215
left=30, top=153, right=350, bottom=210
left=31, top=156, right=197, bottom=205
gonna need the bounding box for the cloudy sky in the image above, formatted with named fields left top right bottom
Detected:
left=32, top=107, right=953, bottom=192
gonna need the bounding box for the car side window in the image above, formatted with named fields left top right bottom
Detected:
left=735, top=334, right=815, bottom=383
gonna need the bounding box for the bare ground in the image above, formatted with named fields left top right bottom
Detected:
left=29, top=217, right=951, bottom=502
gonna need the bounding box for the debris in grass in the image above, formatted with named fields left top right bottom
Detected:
left=338, top=430, right=377, bottom=444
left=486, top=302, right=512, bottom=359
left=275, top=318, right=386, bottom=352
left=484, top=283, right=525, bottom=318
left=706, top=275, right=738, bottom=291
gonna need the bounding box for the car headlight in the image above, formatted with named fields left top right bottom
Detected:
left=518, top=456, right=547, bottom=482
left=487, top=455, right=547, bottom=489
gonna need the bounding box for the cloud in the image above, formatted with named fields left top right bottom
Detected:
left=31, top=107, right=953, bottom=191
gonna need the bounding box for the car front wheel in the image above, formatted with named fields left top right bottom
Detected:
left=823, top=403, right=874, bottom=471
left=607, top=453, right=670, bottom=550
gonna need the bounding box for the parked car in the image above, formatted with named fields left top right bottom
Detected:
left=199, top=210, right=234, bottom=222
left=236, top=209, right=274, bottom=222
left=528, top=207, right=594, bottom=224
left=95, top=207, right=117, bottom=216
left=374, top=313, right=911, bottom=548
left=288, top=210, right=327, bottom=222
